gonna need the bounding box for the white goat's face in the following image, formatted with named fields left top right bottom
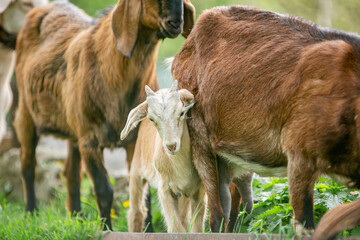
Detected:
left=120, top=80, right=195, bottom=155
left=146, top=89, right=187, bottom=155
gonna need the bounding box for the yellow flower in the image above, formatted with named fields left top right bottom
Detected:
left=111, top=209, right=117, bottom=218
left=56, top=160, right=64, bottom=169
left=123, top=200, right=130, bottom=208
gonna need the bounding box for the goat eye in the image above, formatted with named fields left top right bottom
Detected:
left=180, top=111, right=185, bottom=118
left=149, top=118, right=156, bottom=124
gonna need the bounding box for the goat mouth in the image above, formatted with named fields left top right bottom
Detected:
left=165, top=148, right=179, bottom=155
left=159, top=23, right=181, bottom=39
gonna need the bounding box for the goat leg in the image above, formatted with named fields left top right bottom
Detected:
left=64, top=141, right=82, bottom=214
left=217, top=156, right=232, bottom=232
left=228, top=182, right=241, bottom=232
left=188, top=110, right=226, bottom=233
left=158, top=181, right=186, bottom=233
left=234, top=172, right=254, bottom=214
left=189, top=188, right=206, bottom=232
left=143, top=185, right=154, bottom=232
left=15, top=100, right=39, bottom=213
left=287, top=152, right=318, bottom=233
left=79, top=137, right=113, bottom=230
left=128, top=172, right=147, bottom=232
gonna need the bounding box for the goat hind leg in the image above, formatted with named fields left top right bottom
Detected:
left=217, top=156, right=232, bottom=232
left=79, top=138, right=113, bottom=230
left=228, top=182, right=241, bottom=232
left=64, top=141, right=82, bottom=214
left=128, top=172, right=147, bottom=232
left=14, top=101, right=39, bottom=213
left=233, top=172, right=253, bottom=214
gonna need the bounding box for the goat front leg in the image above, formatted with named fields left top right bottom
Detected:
left=79, top=137, right=113, bottom=230
left=64, top=141, right=82, bottom=214
left=287, top=152, right=318, bottom=234
left=14, top=100, right=39, bottom=213
left=188, top=111, right=225, bottom=232
left=189, top=188, right=206, bottom=233
left=158, top=182, right=186, bottom=233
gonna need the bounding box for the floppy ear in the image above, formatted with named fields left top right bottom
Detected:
left=182, top=0, right=195, bottom=38
left=121, top=101, right=148, bottom=140
left=179, top=88, right=195, bottom=110
left=0, top=0, right=12, bottom=14
left=112, top=0, right=141, bottom=58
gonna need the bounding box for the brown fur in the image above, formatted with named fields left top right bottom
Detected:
left=313, top=199, right=360, bottom=240
left=172, top=6, right=360, bottom=233
left=15, top=0, right=194, bottom=230
left=0, top=25, right=16, bottom=49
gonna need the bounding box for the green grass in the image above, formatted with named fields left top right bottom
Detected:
left=1, top=174, right=360, bottom=239
left=0, top=194, right=101, bottom=240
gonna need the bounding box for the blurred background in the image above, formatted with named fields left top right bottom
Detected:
left=69, top=0, right=360, bottom=87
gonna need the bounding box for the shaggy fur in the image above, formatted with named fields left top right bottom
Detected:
left=15, top=0, right=194, bottom=230
left=172, top=5, right=360, bottom=233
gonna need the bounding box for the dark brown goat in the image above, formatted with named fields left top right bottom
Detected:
left=15, top=0, right=194, bottom=230
left=172, top=6, right=360, bottom=233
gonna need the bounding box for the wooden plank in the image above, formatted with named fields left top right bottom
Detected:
left=99, top=232, right=317, bottom=240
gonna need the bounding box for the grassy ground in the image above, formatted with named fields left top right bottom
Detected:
left=1, top=174, right=360, bottom=239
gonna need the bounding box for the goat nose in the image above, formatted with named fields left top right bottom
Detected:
left=167, top=20, right=181, bottom=30
left=166, top=143, right=177, bottom=153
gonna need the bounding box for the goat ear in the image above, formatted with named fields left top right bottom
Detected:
left=179, top=88, right=195, bottom=109
left=182, top=0, right=195, bottom=38
left=112, top=0, right=141, bottom=58
left=0, top=0, right=12, bottom=14
left=145, top=85, right=156, bottom=97
left=121, top=101, right=148, bottom=140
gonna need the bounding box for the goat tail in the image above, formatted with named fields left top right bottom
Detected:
left=0, top=26, right=17, bottom=50
left=312, top=199, right=360, bottom=240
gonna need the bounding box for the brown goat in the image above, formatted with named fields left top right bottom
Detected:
left=15, top=0, right=194, bottom=229
left=172, top=6, right=360, bottom=233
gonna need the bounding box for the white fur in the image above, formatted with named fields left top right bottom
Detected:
left=219, top=152, right=288, bottom=177
left=0, top=0, right=48, bottom=142
left=124, top=83, right=207, bottom=233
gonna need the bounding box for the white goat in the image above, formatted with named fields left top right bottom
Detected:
left=0, top=0, right=47, bottom=142
left=121, top=81, right=207, bottom=232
